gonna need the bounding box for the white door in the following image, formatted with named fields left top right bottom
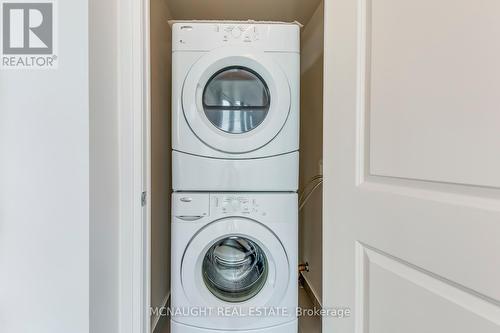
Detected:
left=323, top=0, right=500, bottom=332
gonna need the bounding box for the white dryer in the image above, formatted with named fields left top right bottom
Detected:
left=171, top=22, right=300, bottom=191
left=171, top=192, right=298, bottom=333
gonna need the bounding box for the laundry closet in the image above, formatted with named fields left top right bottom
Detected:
left=149, top=1, right=324, bottom=332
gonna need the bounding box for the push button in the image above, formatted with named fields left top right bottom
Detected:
left=231, top=29, right=241, bottom=38
left=230, top=199, right=241, bottom=211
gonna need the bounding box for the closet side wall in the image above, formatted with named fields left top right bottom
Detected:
left=151, top=0, right=173, bottom=323
left=299, top=1, right=324, bottom=305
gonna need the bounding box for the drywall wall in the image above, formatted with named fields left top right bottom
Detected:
left=90, top=0, right=120, bottom=331
left=151, top=0, right=173, bottom=329
left=167, top=0, right=322, bottom=24
left=299, top=1, right=324, bottom=305
left=0, top=1, right=89, bottom=332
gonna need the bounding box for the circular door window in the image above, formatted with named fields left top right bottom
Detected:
left=202, top=236, right=268, bottom=303
left=202, top=67, right=271, bottom=134
left=182, top=50, right=291, bottom=153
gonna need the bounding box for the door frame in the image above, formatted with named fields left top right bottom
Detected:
left=117, top=0, right=151, bottom=332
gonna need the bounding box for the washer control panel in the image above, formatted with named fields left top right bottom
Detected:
left=212, top=195, right=264, bottom=216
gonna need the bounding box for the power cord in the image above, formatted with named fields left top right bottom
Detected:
left=298, top=175, right=322, bottom=200
left=298, top=175, right=323, bottom=211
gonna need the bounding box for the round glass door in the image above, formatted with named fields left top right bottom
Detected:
left=202, top=236, right=268, bottom=303
left=182, top=50, right=291, bottom=153
left=202, top=67, right=271, bottom=134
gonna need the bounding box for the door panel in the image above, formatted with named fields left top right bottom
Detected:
left=368, top=0, right=500, bottom=188
left=323, top=0, right=500, bottom=332
left=359, top=245, right=500, bottom=332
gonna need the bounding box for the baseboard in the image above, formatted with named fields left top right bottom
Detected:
left=151, top=292, right=170, bottom=333
left=300, top=272, right=322, bottom=309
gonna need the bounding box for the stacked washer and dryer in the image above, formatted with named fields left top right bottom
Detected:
left=171, top=21, right=300, bottom=333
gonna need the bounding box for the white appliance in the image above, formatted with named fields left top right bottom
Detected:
left=171, top=22, right=300, bottom=191
left=171, top=192, right=298, bottom=333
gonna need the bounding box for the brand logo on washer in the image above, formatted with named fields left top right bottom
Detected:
left=1, top=0, right=58, bottom=69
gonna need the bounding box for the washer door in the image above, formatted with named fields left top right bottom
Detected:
left=202, top=236, right=268, bottom=303
left=182, top=47, right=291, bottom=154
left=181, top=218, right=290, bottom=309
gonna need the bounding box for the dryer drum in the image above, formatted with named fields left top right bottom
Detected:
left=202, top=66, right=271, bottom=134
left=202, top=236, right=268, bottom=303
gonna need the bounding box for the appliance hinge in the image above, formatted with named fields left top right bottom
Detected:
left=141, top=191, right=147, bottom=207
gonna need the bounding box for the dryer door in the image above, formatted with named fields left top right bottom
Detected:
left=182, top=47, right=291, bottom=154
left=180, top=217, right=292, bottom=329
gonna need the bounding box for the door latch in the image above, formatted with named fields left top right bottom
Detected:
left=141, top=192, right=147, bottom=207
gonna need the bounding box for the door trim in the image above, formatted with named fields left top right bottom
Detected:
left=117, top=0, right=151, bottom=332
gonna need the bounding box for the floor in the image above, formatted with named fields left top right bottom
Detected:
left=155, top=287, right=321, bottom=333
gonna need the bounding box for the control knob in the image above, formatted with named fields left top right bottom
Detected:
left=231, top=28, right=242, bottom=38
left=230, top=199, right=241, bottom=211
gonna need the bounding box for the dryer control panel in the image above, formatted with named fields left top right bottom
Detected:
left=171, top=22, right=300, bottom=53
left=219, top=24, right=260, bottom=43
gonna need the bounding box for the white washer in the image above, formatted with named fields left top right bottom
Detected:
left=172, top=22, right=300, bottom=191
left=171, top=192, right=298, bottom=333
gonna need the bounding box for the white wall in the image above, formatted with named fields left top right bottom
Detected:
left=0, top=0, right=89, bottom=332
left=166, top=0, right=321, bottom=24
left=90, top=0, right=120, bottom=332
